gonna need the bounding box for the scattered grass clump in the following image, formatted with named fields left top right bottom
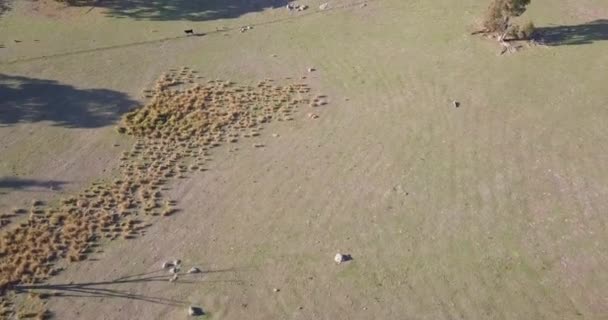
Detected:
left=0, top=68, right=319, bottom=309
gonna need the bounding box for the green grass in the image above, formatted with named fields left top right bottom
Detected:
left=1, top=0, right=607, bottom=318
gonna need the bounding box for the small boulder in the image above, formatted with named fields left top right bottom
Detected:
left=334, top=253, right=352, bottom=264
left=161, top=261, right=174, bottom=269
left=319, top=3, right=329, bottom=10
left=188, top=267, right=201, bottom=274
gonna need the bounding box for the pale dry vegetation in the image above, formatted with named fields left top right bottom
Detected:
left=0, top=68, right=321, bottom=317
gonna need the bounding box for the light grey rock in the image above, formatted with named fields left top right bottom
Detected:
left=188, top=267, right=201, bottom=274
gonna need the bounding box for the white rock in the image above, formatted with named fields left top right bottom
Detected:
left=334, top=253, right=344, bottom=263
left=188, top=267, right=201, bottom=274
left=169, top=274, right=179, bottom=282
left=162, top=261, right=173, bottom=269
left=173, top=259, right=181, bottom=266
left=319, top=3, right=329, bottom=10
left=273, top=288, right=280, bottom=292
left=169, top=267, right=180, bottom=274
left=307, top=67, right=316, bottom=72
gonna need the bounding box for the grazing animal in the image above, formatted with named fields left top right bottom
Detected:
left=184, top=29, right=194, bottom=35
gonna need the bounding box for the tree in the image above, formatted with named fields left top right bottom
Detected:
left=481, top=0, right=532, bottom=41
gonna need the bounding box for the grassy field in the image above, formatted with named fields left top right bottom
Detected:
left=1, top=0, right=608, bottom=319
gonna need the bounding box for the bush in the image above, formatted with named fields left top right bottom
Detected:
left=482, top=0, right=532, bottom=35
left=482, top=0, right=507, bottom=33
left=520, top=21, right=536, bottom=39
left=508, top=25, right=520, bottom=39
left=503, top=21, right=535, bottom=40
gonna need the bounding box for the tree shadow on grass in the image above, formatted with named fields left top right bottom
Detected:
left=0, top=74, right=137, bottom=128
left=0, top=177, right=66, bottom=195
left=68, top=0, right=290, bottom=21
left=13, top=268, right=242, bottom=306
left=535, top=19, right=608, bottom=46
left=0, top=0, right=10, bottom=17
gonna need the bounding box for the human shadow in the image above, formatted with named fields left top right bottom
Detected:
left=66, top=0, right=290, bottom=21
left=534, top=19, right=608, bottom=46
left=0, top=177, right=66, bottom=192
left=13, top=268, right=242, bottom=306
left=0, top=74, right=137, bottom=128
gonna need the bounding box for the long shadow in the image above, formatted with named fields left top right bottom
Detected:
left=0, top=74, right=137, bottom=128
left=14, top=268, right=242, bottom=306
left=0, top=0, right=10, bottom=17
left=535, top=19, right=608, bottom=46
left=0, top=177, right=66, bottom=192
left=2, top=0, right=372, bottom=65
left=68, top=0, right=290, bottom=21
